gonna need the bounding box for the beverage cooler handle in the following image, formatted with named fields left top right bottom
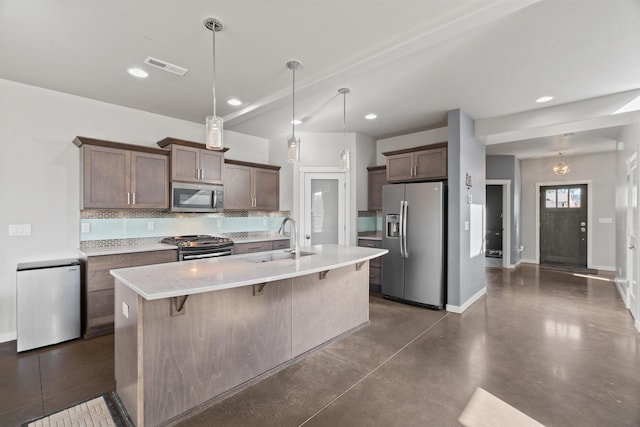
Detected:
left=403, top=201, right=409, bottom=258
left=398, top=200, right=405, bottom=258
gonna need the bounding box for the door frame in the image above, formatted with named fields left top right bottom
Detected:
left=486, top=180, right=511, bottom=268
left=625, top=153, right=639, bottom=325
left=534, top=180, right=593, bottom=267
left=297, top=167, right=351, bottom=248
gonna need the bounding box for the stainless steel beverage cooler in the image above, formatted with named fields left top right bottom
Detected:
left=16, top=259, right=81, bottom=352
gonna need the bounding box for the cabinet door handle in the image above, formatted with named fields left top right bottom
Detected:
left=127, top=192, right=131, bottom=205
left=200, top=169, right=205, bottom=180
left=132, top=192, right=136, bottom=205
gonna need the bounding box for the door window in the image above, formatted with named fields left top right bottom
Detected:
left=545, top=187, right=581, bottom=208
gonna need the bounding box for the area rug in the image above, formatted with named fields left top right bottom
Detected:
left=459, top=387, right=545, bottom=427
left=22, top=392, right=129, bottom=427
left=540, top=263, right=598, bottom=275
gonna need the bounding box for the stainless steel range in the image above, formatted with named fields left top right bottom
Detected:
left=161, top=235, right=234, bottom=261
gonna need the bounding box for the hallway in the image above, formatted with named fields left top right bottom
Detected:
left=2, top=265, right=639, bottom=426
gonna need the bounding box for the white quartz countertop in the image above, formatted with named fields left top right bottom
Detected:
left=111, top=244, right=387, bottom=300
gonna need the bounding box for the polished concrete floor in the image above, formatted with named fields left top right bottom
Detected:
left=2, top=264, right=639, bottom=427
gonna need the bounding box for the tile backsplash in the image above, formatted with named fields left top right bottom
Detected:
left=80, top=209, right=289, bottom=242
left=357, top=211, right=382, bottom=233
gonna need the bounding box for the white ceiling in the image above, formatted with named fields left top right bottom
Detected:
left=2, top=0, right=639, bottom=159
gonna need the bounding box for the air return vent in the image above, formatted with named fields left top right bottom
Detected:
left=144, top=56, right=189, bottom=76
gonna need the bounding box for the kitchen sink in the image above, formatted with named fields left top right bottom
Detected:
left=243, top=250, right=316, bottom=263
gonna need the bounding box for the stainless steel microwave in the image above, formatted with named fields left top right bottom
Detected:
left=170, top=182, right=223, bottom=212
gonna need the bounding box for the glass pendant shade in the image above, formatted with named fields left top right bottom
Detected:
left=206, top=115, right=224, bottom=150
left=339, top=148, right=350, bottom=171
left=287, top=135, right=300, bottom=162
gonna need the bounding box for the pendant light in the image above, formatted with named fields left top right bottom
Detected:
left=338, top=87, right=351, bottom=171
left=204, top=18, right=223, bottom=150
left=553, top=152, right=570, bottom=175
left=286, top=60, right=301, bottom=162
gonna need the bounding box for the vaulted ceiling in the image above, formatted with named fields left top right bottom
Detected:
left=2, top=0, right=639, bottom=159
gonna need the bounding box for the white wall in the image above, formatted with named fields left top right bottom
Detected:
left=0, top=79, right=268, bottom=342
left=520, top=152, right=617, bottom=270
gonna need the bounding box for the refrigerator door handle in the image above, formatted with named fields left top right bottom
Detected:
left=399, top=200, right=405, bottom=258
left=403, top=201, right=409, bottom=258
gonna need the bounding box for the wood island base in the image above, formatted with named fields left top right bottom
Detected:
left=114, top=262, right=370, bottom=426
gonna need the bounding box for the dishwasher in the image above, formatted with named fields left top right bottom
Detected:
left=17, top=259, right=81, bottom=352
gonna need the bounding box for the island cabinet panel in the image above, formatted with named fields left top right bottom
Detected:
left=83, top=250, right=177, bottom=338
left=116, top=279, right=293, bottom=427
left=291, top=263, right=369, bottom=357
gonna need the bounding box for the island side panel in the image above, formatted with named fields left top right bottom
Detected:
left=141, top=279, right=293, bottom=426
left=114, top=280, right=144, bottom=426
left=292, top=263, right=370, bottom=357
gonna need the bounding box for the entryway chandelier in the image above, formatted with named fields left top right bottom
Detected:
left=553, top=153, right=570, bottom=175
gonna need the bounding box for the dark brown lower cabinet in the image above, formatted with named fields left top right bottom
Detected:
left=358, top=238, right=382, bottom=292
left=233, top=239, right=290, bottom=254
left=81, top=249, right=177, bottom=338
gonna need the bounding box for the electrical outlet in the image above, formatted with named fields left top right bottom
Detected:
left=81, top=223, right=91, bottom=233
left=262, top=219, right=267, bottom=226
left=216, top=220, right=222, bottom=228
left=122, top=302, right=129, bottom=318
left=147, top=221, right=155, bottom=231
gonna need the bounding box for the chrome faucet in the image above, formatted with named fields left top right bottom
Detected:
left=278, top=216, right=300, bottom=257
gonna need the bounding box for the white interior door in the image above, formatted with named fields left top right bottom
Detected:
left=300, top=172, right=347, bottom=247
left=627, top=154, right=638, bottom=321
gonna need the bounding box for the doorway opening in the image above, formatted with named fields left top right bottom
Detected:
left=485, top=180, right=511, bottom=268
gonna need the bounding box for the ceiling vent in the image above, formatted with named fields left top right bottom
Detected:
left=144, top=56, right=188, bottom=76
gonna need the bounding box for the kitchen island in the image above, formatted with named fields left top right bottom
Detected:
left=111, top=244, right=387, bottom=426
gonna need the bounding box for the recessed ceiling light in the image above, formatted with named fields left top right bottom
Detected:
left=127, top=67, right=148, bottom=78
left=535, top=96, right=553, bottom=103
left=365, top=113, right=378, bottom=120
left=291, top=119, right=302, bottom=125
left=228, top=98, right=242, bottom=106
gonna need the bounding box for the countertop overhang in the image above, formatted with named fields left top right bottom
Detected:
left=110, top=244, right=387, bottom=300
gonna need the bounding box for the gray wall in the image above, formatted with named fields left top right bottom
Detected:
left=486, top=155, right=522, bottom=265
left=447, top=109, right=486, bottom=307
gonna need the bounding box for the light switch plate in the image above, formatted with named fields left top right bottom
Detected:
left=9, top=224, right=31, bottom=236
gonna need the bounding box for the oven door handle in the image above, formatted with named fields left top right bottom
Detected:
left=182, top=250, right=233, bottom=260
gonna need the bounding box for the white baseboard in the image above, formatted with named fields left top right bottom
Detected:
left=447, top=286, right=486, bottom=314
left=0, top=331, right=16, bottom=344
left=615, top=279, right=629, bottom=308
left=519, top=258, right=538, bottom=265
left=590, top=265, right=615, bottom=272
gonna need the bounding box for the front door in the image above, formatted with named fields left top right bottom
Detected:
left=540, top=184, right=588, bottom=266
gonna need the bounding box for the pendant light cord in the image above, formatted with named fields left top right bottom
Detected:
left=212, top=24, right=217, bottom=117
left=292, top=66, right=296, bottom=138
left=343, top=90, right=347, bottom=149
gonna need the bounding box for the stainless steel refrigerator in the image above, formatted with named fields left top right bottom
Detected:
left=382, top=182, right=446, bottom=309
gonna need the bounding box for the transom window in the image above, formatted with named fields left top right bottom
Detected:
left=545, top=188, right=581, bottom=208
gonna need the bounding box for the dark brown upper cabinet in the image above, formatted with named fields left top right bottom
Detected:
left=224, top=160, right=280, bottom=210
left=157, top=137, right=226, bottom=185
left=74, top=137, right=169, bottom=210
left=384, top=143, right=447, bottom=183
left=367, top=166, right=387, bottom=211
